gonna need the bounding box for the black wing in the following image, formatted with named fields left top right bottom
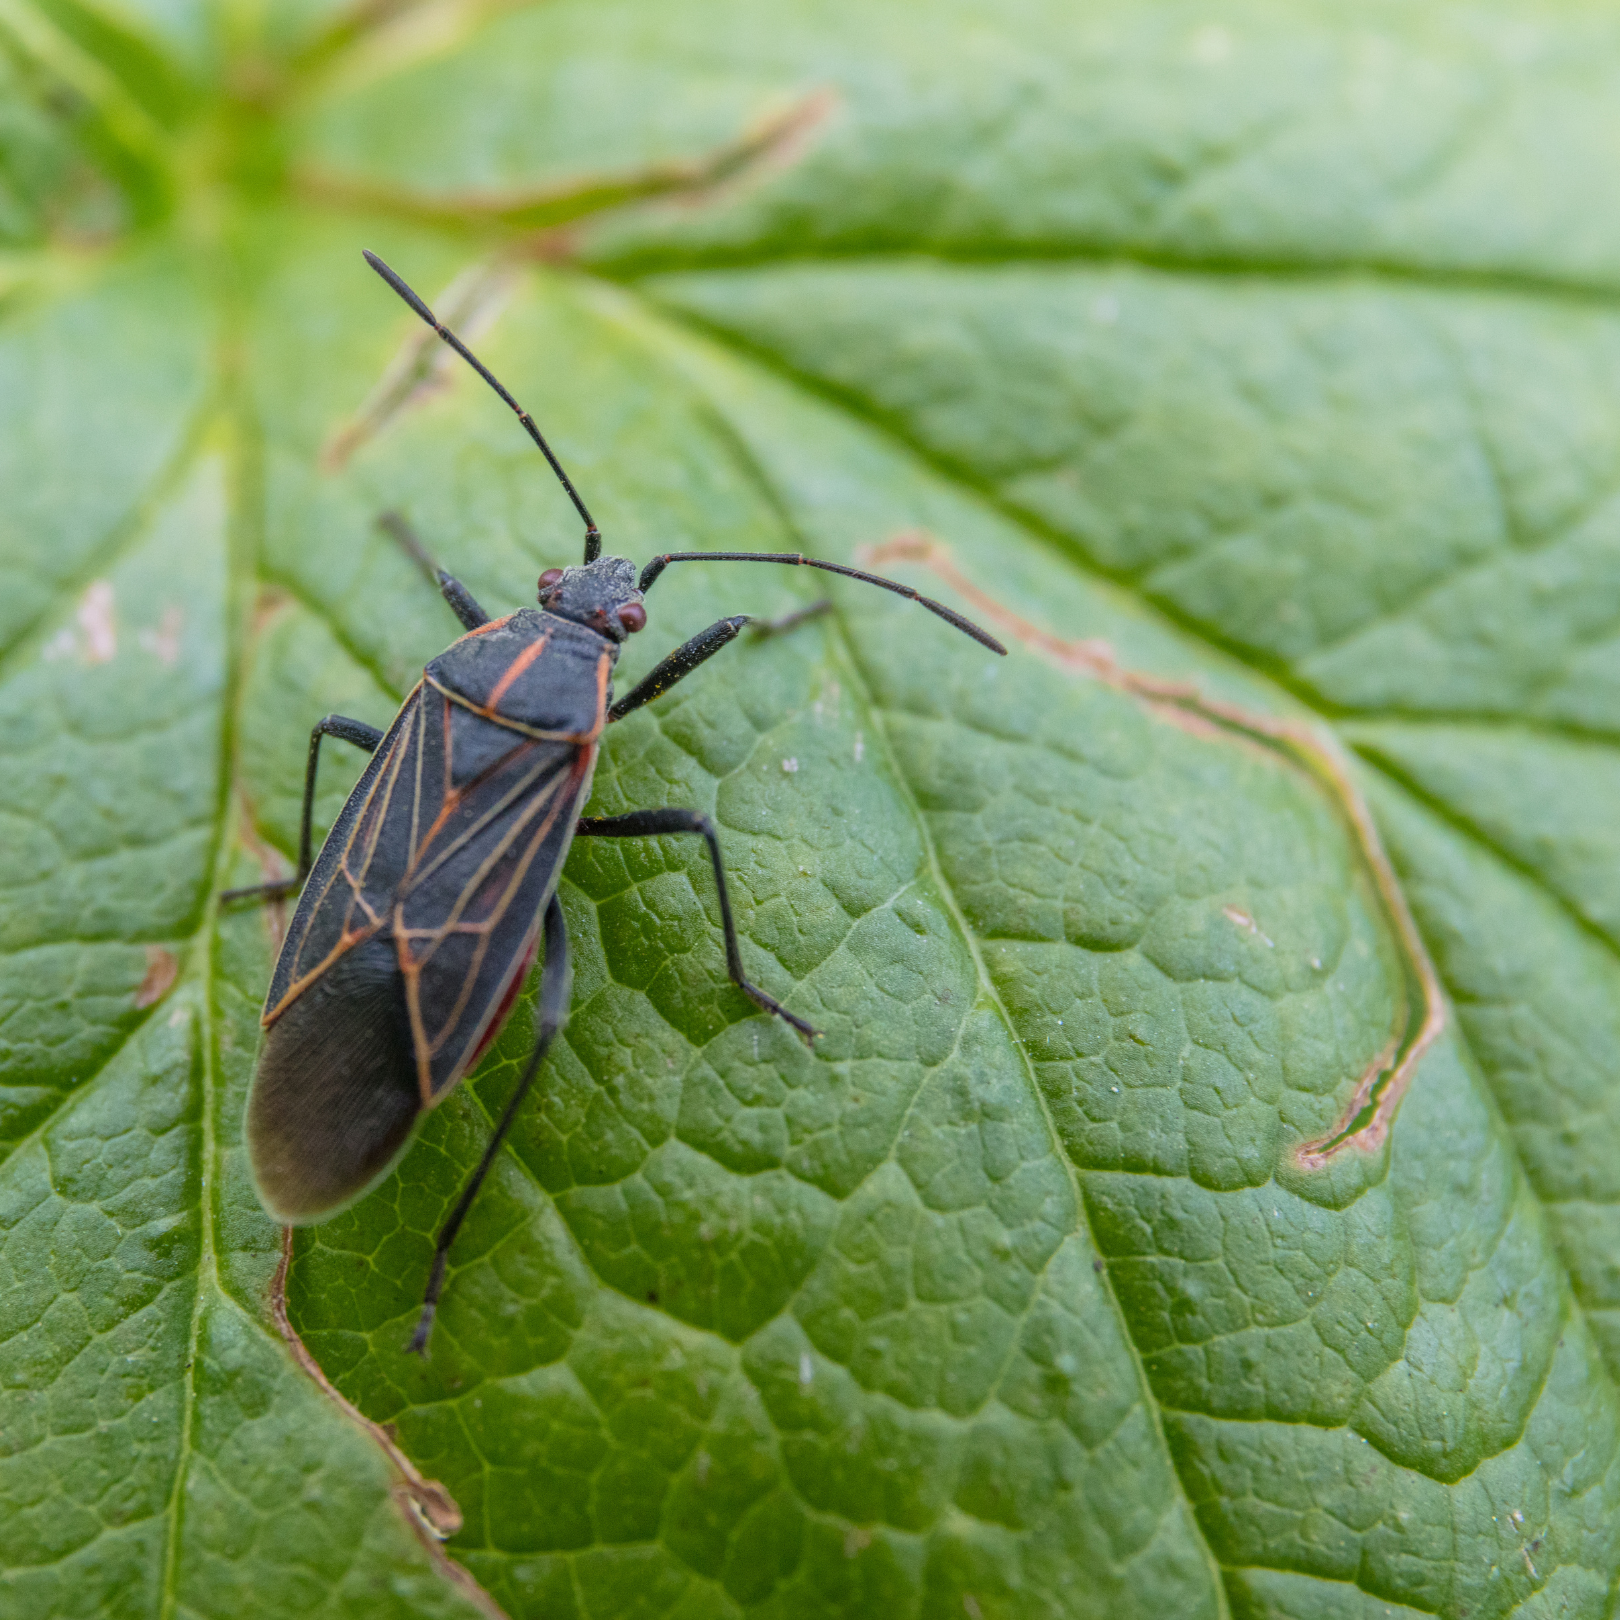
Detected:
left=249, top=685, right=594, bottom=1221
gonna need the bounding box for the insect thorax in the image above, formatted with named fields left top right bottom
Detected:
left=426, top=608, right=617, bottom=739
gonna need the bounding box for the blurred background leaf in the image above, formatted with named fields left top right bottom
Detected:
left=4, top=2, right=1620, bottom=1617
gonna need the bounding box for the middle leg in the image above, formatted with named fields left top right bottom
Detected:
left=576, top=808, right=818, bottom=1045
left=221, top=713, right=383, bottom=903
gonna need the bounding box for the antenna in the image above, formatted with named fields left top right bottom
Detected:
left=638, top=551, right=1007, bottom=655
left=363, top=251, right=602, bottom=564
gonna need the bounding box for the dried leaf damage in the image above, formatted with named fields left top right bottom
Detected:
left=862, top=530, right=1446, bottom=1168
left=266, top=1233, right=510, bottom=1617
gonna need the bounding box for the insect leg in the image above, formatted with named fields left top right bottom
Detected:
left=610, top=602, right=832, bottom=722
left=221, top=715, right=383, bottom=903
left=377, top=510, right=490, bottom=631
left=576, top=809, right=819, bottom=1045
left=409, top=891, right=571, bottom=1356
left=608, top=616, right=751, bottom=720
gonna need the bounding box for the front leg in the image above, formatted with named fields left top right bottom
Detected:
left=576, top=809, right=817, bottom=1045
left=608, top=616, right=750, bottom=721
left=378, top=510, right=490, bottom=631
left=608, top=601, right=830, bottom=722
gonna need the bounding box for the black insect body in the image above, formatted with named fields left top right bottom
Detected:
left=231, top=251, right=1005, bottom=1354
left=248, top=582, right=625, bottom=1223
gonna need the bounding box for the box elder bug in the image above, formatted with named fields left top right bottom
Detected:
left=227, top=250, right=1006, bottom=1355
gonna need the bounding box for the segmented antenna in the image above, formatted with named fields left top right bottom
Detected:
left=638, top=551, right=1008, bottom=655
left=363, top=251, right=602, bottom=564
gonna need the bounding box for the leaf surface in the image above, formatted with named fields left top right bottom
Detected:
left=3, top=3, right=1620, bottom=1618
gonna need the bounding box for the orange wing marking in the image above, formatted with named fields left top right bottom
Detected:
left=415, top=754, right=584, bottom=1031
left=484, top=631, right=550, bottom=714
left=398, top=755, right=575, bottom=994
left=265, top=693, right=423, bottom=1021
left=440, top=691, right=454, bottom=822
left=585, top=649, right=611, bottom=742
left=396, top=745, right=594, bottom=1104
left=425, top=675, right=604, bottom=743
left=343, top=697, right=415, bottom=901
left=398, top=743, right=550, bottom=902
left=457, top=613, right=514, bottom=640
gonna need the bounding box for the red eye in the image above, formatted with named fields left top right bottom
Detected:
left=618, top=603, right=647, bottom=633
left=538, top=568, right=564, bottom=592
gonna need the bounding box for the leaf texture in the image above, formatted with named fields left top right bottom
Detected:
left=2, top=3, right=1619, bottom=1618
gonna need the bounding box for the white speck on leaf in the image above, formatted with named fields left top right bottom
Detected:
left=1223, top=904, right=1274, bottom=946
left=77, top=580, right=117, bottom=663
left=782, top=757, right=799, bottom=773
left=799, top=1351, right=814, bottom=1388
left=854, top=731, right=865, bottom=762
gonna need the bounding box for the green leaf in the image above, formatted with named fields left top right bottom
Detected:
left=3, top=3, right=1620, bottom=1618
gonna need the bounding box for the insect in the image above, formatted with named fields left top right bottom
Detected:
left=228, top=250, right=1005, bottom=1354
